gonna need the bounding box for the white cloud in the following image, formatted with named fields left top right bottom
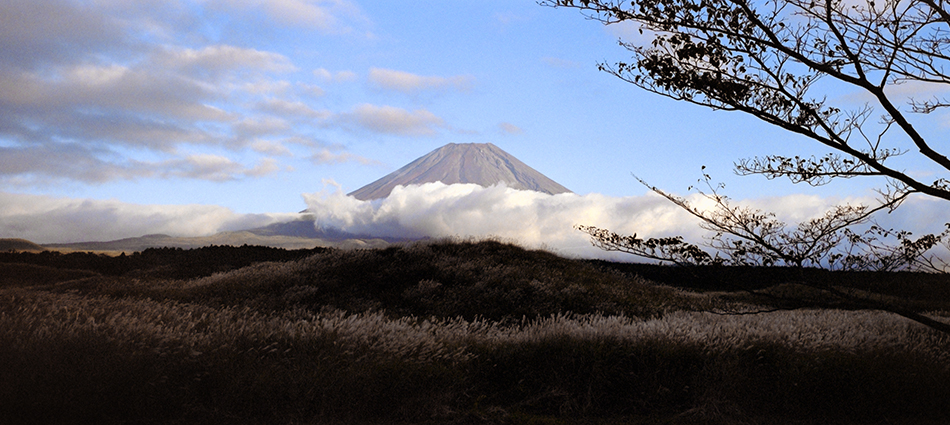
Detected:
left=0, top=16, right=331, bottom=185
left=3, top=184, right=945, bottom=261
left=0, top=0, right=372, bottom=193
left=339, top=103, right=445, bottom=136
left=368, top=68, right=473, bottom=94
left=159, top=154, right=283, bottom=181
left=1, top=62, right=231, bottom=125
left=154, top=44, right=297, bottom=75
left=0, top=1, right=127, bottom=70
left=309, top=148, right=380, bottom=165
left=303, top=182, right=950, bottom=261
left=605, top=19, right=658, bottom=44
left=494, top=11, right=530, bottom=26
left=0, top=143, right=289, bottom=185
left=0, top=42, right=297, bottom=160
left=246, top=157, right=281, bottom=176
left=297, top=82, right=326, bottom=97
left=0, top=192, right=295, bottom=244
left=234, top=116, right=291, bottom=137
left=498, top=122, right=524, bottom=135
left=212, top=0, right=368, bottom=33
left=313, top=68, right=357, bottom=82
left=838, top=80, right=950, bottom=127
left=240, top=79, right=293, bottom=95
left=541, top=57, right=581, bottom=69
left=165, top=154, right=245, bottom=181
left=251, top=140, right=293, bottom=156
left=0, top=143, right=152, bottom=185
left=257, top=98, right=331, bottom=119
left=68, top=63, right=129, bottom=86
left=304, top=182, right=709, bottom=260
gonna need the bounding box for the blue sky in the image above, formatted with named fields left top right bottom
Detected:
left=1, top=0, right=948, bottom=253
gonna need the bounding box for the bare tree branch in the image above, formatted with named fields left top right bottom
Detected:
left=543, top=0, right=950, bottom=200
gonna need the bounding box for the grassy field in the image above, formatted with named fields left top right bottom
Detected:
left=1, top=239, right=949, bottom=424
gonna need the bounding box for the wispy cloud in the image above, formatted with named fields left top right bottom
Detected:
left=234, top=117, right=292, bottom=139
left=246, top=157, right=282, bottom=176
left=368, top=68, right=473, bottom=94
left=0, top=39, right=300, bottom=182
left=338, top=104, right=446, bottom=136
left=541, top=57, right=581, bottom=69
left=162, top=154, right=249, bottom=181
left=309, top=149, right=380, bottom=165
left=498, top=122, right=524, bottom=135
left=257, top=98, right=332, bottom=119
left=251, top=140, right=293, bottom=156
left=210, top=0, right=369, bottom=34
left=313, top=68, right=358, bottom=82
left=153, top=44, right=298, bottom=75
left=494, top=11, right=531, bottom=26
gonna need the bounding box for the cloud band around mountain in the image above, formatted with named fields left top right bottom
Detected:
left=3, top=183, right=945, bottom=263
left=304, top=182, right=948, bottom=261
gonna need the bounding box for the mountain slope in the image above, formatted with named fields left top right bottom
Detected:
left=348, top=143, right=571, bottom=200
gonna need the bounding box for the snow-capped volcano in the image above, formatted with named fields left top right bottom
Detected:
left=348, top=143, right=572, bottom=200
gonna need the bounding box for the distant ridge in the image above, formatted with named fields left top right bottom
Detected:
left=0, top=238, right=45, bottom=252
left=43, top=229, right=392, bottom=252
left=348, top=143, right=572, bottom=200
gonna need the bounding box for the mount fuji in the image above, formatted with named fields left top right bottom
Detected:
left=347, top=143, right=572, bottom=200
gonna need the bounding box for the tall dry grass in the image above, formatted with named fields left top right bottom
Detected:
left=2, top=239, right=949, bottom=424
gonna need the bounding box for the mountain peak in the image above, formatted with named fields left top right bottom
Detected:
left=348, top=143, right=572, bottom=200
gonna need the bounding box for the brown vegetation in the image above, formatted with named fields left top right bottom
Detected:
left=1, top=240, right=949, bottom=424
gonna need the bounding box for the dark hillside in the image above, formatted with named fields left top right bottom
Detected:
left=587, top=260, right=950, bottom=311
left=31, top=239, right=696, bottom=322
left=5, top=241, right=949, bottom=317
left=245, top=239, right=691, bottom=321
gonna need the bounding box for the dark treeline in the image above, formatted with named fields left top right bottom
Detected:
left=0, top=245, right=329, bottom=280
left=587, top=260, right=950, bottom=303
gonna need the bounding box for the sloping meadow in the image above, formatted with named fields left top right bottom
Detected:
left=2, top=239, right=949, bottom=424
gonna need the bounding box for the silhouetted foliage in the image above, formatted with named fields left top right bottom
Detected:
left=545, top=0, right=950, bottom=205
left=576, top=173, right=950, bottom=334
left=579, top=172, right=949, bottom=272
